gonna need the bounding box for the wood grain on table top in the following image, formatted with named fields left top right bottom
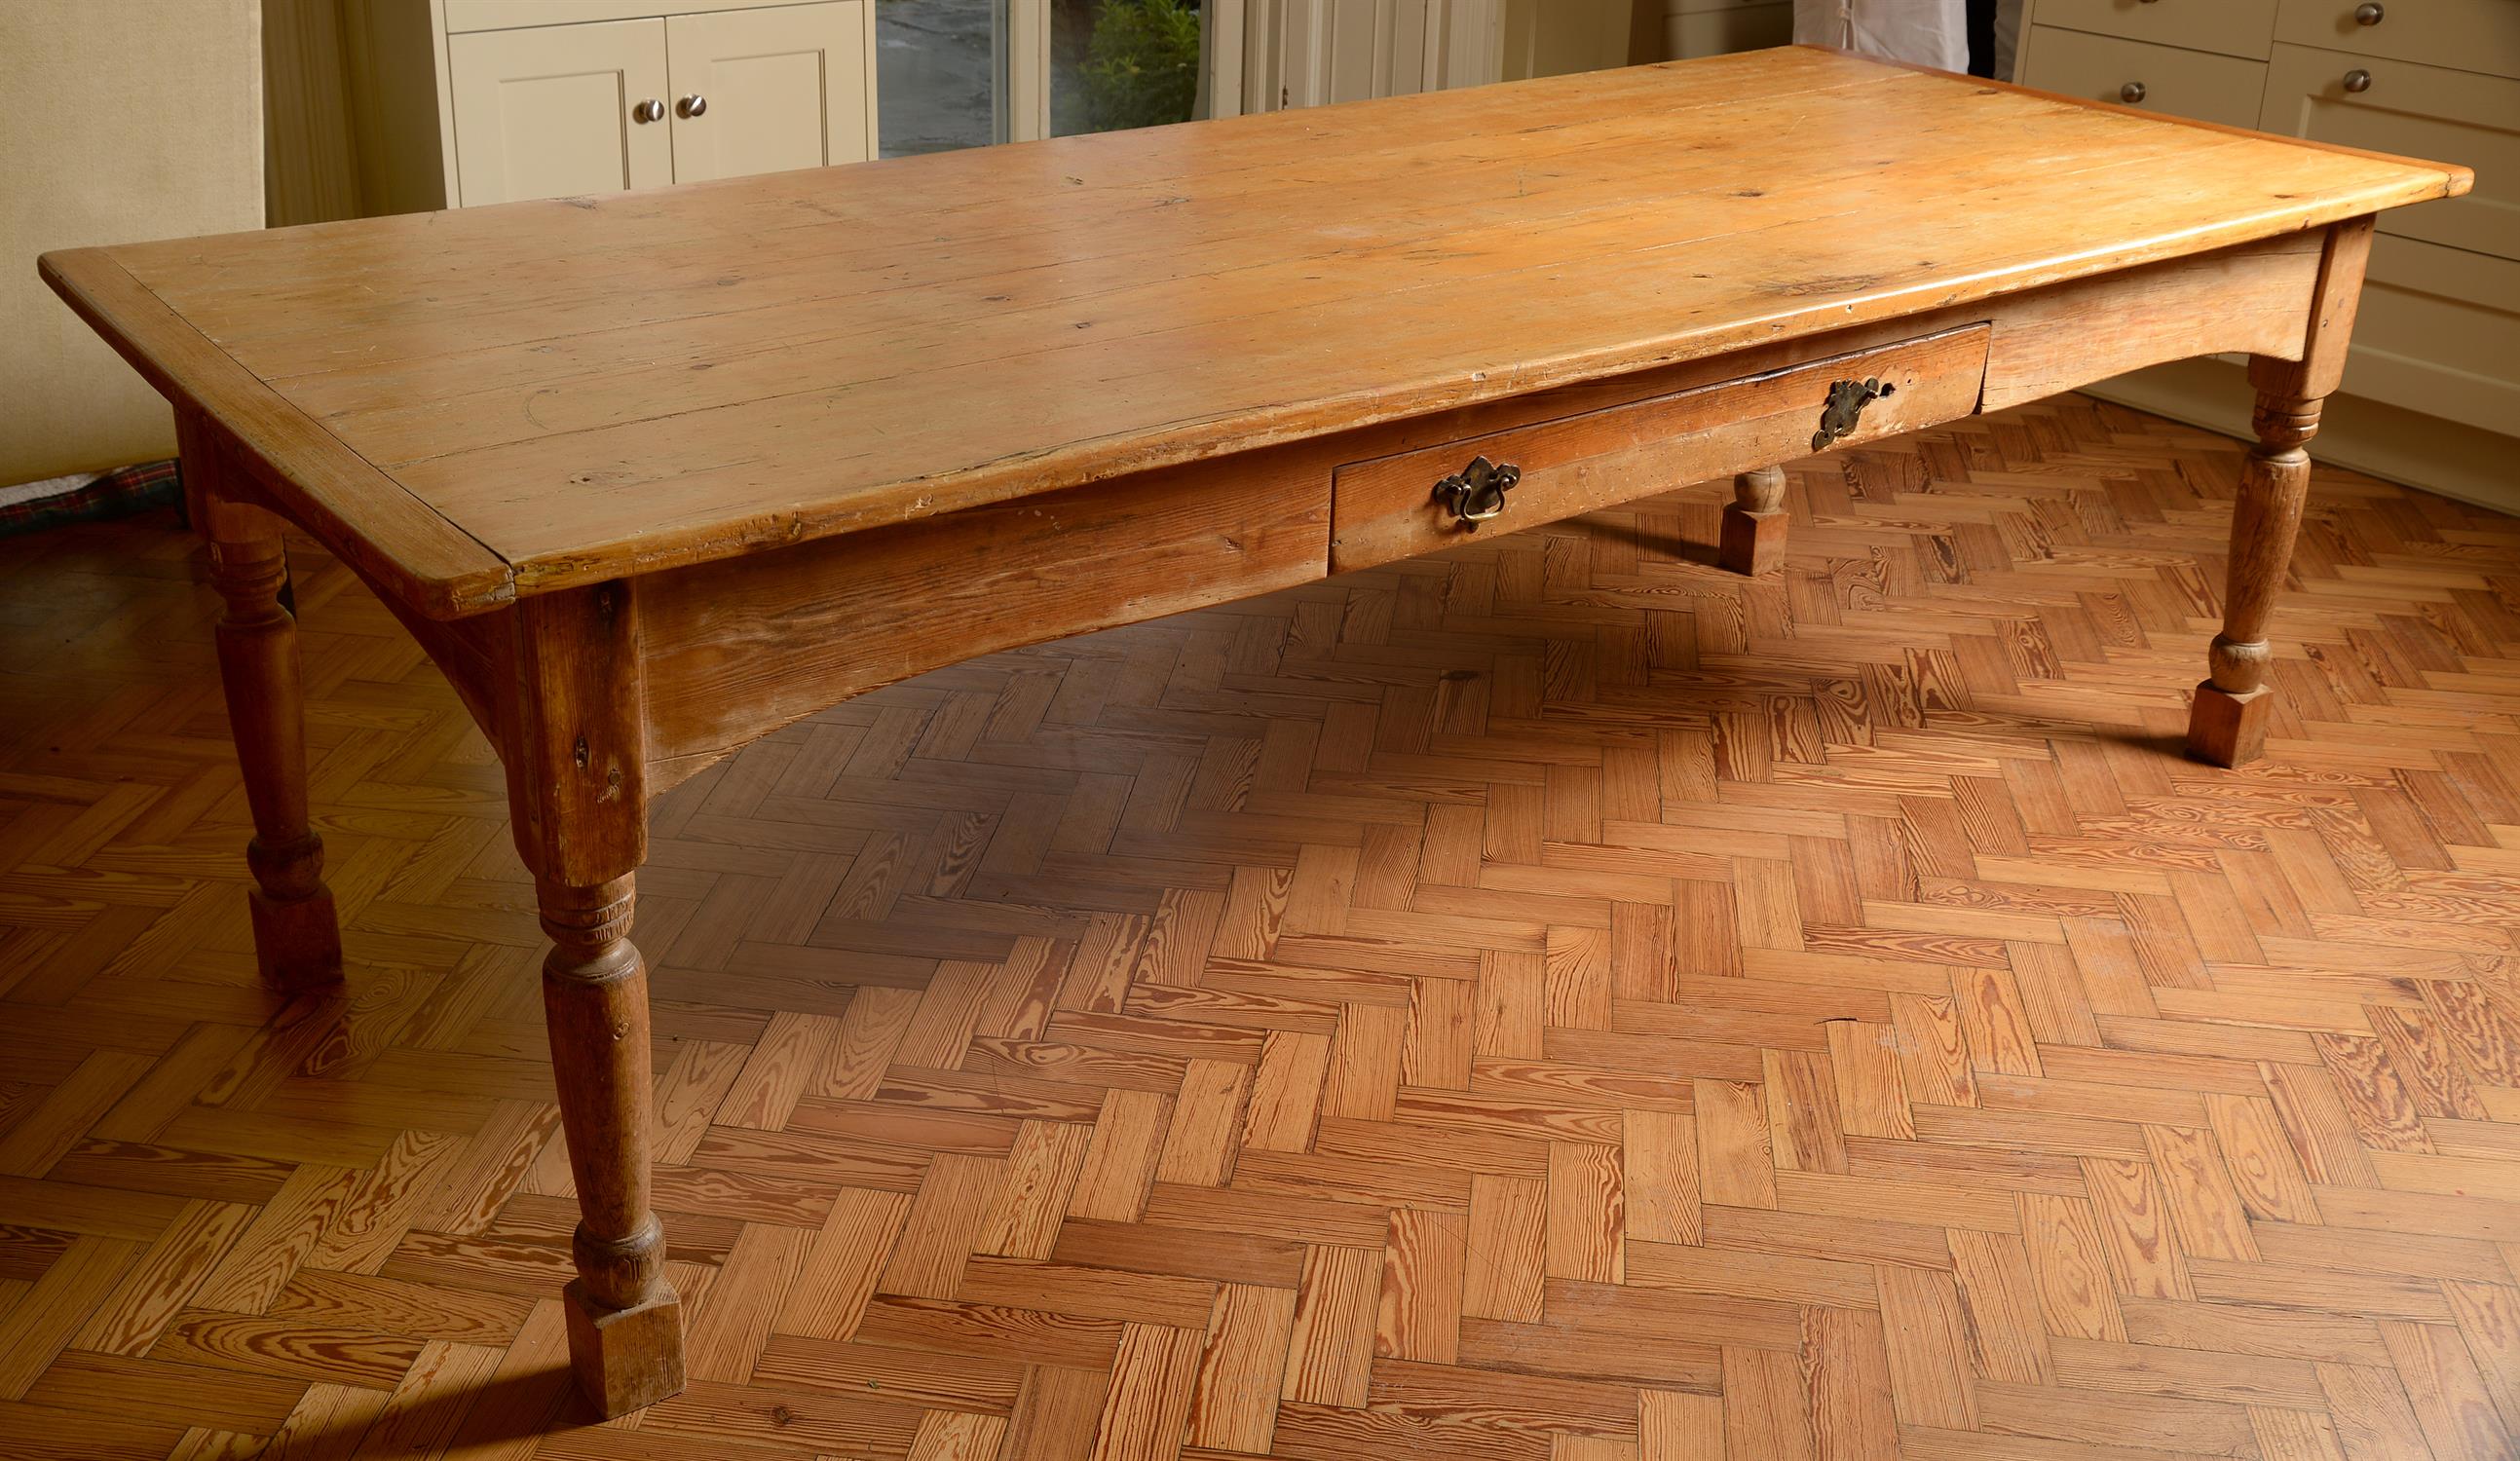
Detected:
left=40, top=45, right=2468, bottom=617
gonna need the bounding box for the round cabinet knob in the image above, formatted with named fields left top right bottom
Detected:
left=2344, top=68, right=2373, bottom=93
left=631, top=97, right=666, bottom=124
left=2354, top=2, right=2385, bottom=24
left=2120, top=81, right=2147, bottom=103
left=677, top=94, right=707, bottom=119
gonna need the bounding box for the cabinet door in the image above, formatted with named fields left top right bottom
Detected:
left=447, top=19, right=673, bottom=206
left=664, top=1, right=875, bottom=184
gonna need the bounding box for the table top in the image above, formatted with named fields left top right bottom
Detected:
left=44, top=46, right=2466, bottom=618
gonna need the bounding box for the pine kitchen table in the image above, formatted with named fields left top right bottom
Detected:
left=40, top=44, right=2469, bottom=1416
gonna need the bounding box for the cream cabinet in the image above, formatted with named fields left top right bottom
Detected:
left=2016, top=0, right=2520, bottom=513
left=338, top=0, right=876, bottom=211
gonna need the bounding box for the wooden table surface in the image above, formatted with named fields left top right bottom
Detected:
left=38, top=45, right=2470, bottom=1421
left=45, top=45, right=2460, bottom=618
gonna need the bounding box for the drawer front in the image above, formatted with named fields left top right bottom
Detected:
left=646, top=450, right=1332, bottom=763
left=2032, top=0, right=2277, bottom=62
left=2261, top=44, right=2517, bottom=261
left=2275, top=0, right=2520, bottom=77
left=2346, top=234, right=2520, bottom=426
left=2021, top=27, right=2270, bottom=129
left=1329, top=325, right=1990, bottom=573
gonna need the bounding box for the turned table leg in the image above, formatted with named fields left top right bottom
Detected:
left=2184, top=217, right=2372, bottom=768
left=2186, top=391, right=2320, bottom=768
left=540, top=873, right=682, bottom=1414
left=184, top=418, right=342, bottom=991
left=1720, top=465, right=1787, bottom=575
left=506, top=582, right=683, bottom=1414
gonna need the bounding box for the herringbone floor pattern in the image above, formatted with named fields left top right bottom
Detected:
left=4, top=394, right=2520, bottom=1461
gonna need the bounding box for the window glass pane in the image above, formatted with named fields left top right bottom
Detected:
left=879, top=0, right=1007, bottom=157
left=1050, top=0, right=1207, bottom=137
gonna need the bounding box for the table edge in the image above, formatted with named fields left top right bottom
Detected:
left=38, top=247, right=518, bottom=618
left=485, top=189, right=2452, bottom=605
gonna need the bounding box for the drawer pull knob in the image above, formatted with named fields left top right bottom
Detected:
left=678, top=94, right=708, bottom=119
left=2355, top=3, right=2384, bottom=24
left=632, top=98, right=666, bottom=125
left=2343, top=68, right=2373, bottom=93
left=1433, top=455, right=1520, bottom=531
left=2120, top=81, right=2147, bottom=104
left=1814, top=377, right=1896, bottom=453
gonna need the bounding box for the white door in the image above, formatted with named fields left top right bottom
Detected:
left=1250, top=0, right=1504, bottom=111
left=447, top=19, right=675, bottom=206
left=665, top=1, right=878, bottom=183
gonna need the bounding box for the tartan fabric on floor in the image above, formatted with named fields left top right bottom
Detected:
left=0, top=459, right=181, bottom=537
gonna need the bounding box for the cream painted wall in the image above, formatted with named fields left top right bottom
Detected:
left=2, top=0, right=265, bottom=485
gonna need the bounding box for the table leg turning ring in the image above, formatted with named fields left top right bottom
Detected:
left=1720, top=464, right=1788, bottom=576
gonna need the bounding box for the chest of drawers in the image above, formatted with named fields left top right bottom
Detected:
left=2017, top=0, right=2520, bottom=511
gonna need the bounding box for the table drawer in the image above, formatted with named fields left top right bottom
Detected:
left=1329, top=325, right=1989, bottom=573
left=2275, top=0, right=2520, bottom=78
left=2032, top=0, right=2277, bottom=62
left=2021, top=27, right=2271, bottom=129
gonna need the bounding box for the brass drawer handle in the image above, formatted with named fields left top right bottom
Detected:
left=1433, top=455, right=1520, bottom=530
left=1813, top=377, right=1896, bottom=452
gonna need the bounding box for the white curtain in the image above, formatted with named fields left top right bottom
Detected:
left=1792, top=0, right=1969, bottom=73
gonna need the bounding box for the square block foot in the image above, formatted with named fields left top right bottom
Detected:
left=1718, top=506, right=1787, bottom=576
left=2186, top=681, right=2273, bottom=768
left=247, top=885, right=343, bottom=992
left=564, top=1280, right=685, bottom=1418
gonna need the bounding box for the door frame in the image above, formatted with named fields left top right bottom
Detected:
left=1000, top=0, right=1250, bottom=141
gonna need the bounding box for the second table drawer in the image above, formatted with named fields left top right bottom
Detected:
left=1329, top=324, right=1990, bottom=572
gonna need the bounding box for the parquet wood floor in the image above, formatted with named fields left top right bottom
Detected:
left=3, top=394, right=2519, bottom=1461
